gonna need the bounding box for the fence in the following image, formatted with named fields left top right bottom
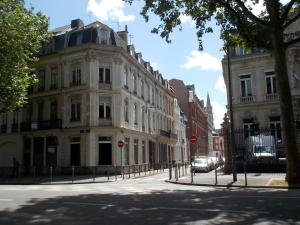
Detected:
left=0, top=163, right=171, bottom=184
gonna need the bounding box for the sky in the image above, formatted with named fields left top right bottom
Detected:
left=24, top=0, right=284, bottom=129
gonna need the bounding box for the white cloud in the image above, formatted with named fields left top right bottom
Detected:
left=245, top=0, right=290, bottom=16
left=211, top=101, right=227, bottom=129
left=87, top=0, right=135, bottom=22
left=183, top=50, right=222, bottom=71
left=151, top=62, right=159, bottom=71
left=214, top=75, right=226, bottom=94
left=179, top=14, right=195, bottom=27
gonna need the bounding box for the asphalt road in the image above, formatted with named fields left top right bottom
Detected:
left=0, top=172, right=299, bottom=225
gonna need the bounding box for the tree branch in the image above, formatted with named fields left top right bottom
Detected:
left=281, top=0, right=297, bottom=22
left=283, top=12, right=300, bottom=28
left=234, top=0, right=270, bottom=28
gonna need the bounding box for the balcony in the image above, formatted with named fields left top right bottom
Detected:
left=1, top=125, right=7, bottom=133
left=265, top=93, right=278, bottom=101
left=99, top=119, right=112, bottom=127
left=11, top=123, right=18, bottom=133
left=98, top=82, right=112, bottom=90
left=159, top=129, right=178, bottom=140
left=20, top=119, right=62, bottom=131
left=238, top=95, right=254, bottom=103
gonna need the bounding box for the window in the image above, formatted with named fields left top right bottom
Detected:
left=142, top=141, right=146, bottom=163
left=270, top=116, right=282, bottom=143
left=134, top=139, right=139, bottom=164
left=265, top=71, right=276, bottom=94
left=141, top=106, right=145, bottom=129
left=71, top=66, right=81, bottom=86
left=38, top=70, right=45, bottom=91
left=240, top=74, right=252, bottom=97
left=124, top=68, right=128, bottom=89
left=51, top=67, right=58, bottom=89
left=50, top=101, right=58, bottom=121
left=99, top=67, right=111, bottom=84
left=124, top=98, right=129, bottom=122
left=37, top=102, right=44, bottom=121
left=124, top=138, right=130, bottom=165
left=100, top=29, right=109, bottom=45
left=133, top=73, right=137, bottom=94
left=141, top=80, right=144, bottom=98
left=243, top=118, right=256, bottom=138
left=99, top=97, right=111, bottom=119
left=133, top=103, right=138, bottom=125
left=70, top=98, right=81, bottom=122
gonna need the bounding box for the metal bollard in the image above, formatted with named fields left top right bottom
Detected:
left=107, top=168, right=110, bottom=181
left=115, top=166, right=117, bottom=181
left=72, top=166, right=75, bottom=184
left=50, top=166, right=53, bottom=184
left=178, top=163, right=180, bottom=178
left=244, top=161, right=247, bottom=186
left=175, top=165, right=178, bottom=181
left=215, top=166, right=218, bottom=185
left=139, top=165, right=141, bottom=176
left=133, top=165, right=136, bottom=177
left=129, top=166, right=131, bottom=178
left=191, top=163, right=193, bottom=183
left=93, top=166, right=96, bottom=182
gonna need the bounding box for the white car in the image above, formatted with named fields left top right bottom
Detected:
left=191, top=157, right=211, bottom=172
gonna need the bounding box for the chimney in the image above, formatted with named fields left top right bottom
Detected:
left=117, top=25, right=129, bottom=44
left=71, top=19, right=84, bottom=29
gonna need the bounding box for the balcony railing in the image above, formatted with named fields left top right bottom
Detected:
left=159, top=129, right=178, bottom=140
left=99, top=119, right=112, bottom=127
left=1, top=125, right=7, bottom=133
left=20, top=119, right=62, bottom=131
left=265, top=93, right=278, bottom=101
left=11, top=123, right=18, bottom=133
left=98, top=82, right=112, bottom=90
left=239, top=95, right=254, bottom=103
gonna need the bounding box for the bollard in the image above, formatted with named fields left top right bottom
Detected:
left=107, top=168, right=110, bottom=181
left=169, top=163, right=172, bottom=180
left=129, top=166, right=131, bottom=178
left=133, top=165, right=136, bottom=177
left=139, top=165, right=141, bottom=176
left=72, top=166, right=75, bottom=184
left=122, top=166, right=125, bottom=180
left=191, top=163, right=193, bottom=183
left=50, top=166, right=53, bottom=184
left=93, top=166, right=96, bottom=182
left=244, top=161, right=247, bottom=186
left=215, top=166, right=218, bottom=185
left=178, top=163, right=181, bottom=178
left=115, top=166, right=117, bottom=181
left=175, top=164, right=178, bottom=181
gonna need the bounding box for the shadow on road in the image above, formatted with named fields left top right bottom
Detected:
left=0, top=188, right=299, bottom=225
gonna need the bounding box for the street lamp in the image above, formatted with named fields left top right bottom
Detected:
left=226, top=46, right=237, bottom=182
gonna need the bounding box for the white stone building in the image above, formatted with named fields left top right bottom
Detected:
left=0, top=19, right=177, bottom=171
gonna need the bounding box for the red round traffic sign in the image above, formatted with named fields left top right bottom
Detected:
left=190, top=135, right=197, bottom=144
left=118, top=140, right=124, bottom=148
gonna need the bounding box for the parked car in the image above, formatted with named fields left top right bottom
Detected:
left=191, top=157, right=211, bottom=173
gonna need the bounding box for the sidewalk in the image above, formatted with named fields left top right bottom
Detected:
left=0, top=168, right=165, bottom=185
left=167, top=170, right=297, bottom=188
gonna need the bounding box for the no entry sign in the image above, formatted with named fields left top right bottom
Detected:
left=190, top=135, right=197, bottom=144
left=118, top=140, right=124, bottom=148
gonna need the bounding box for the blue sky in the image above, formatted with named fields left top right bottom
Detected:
left=25, top=0, right=227, bottom=128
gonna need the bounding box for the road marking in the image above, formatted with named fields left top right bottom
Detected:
left=0, top=198, right=13, bottom=201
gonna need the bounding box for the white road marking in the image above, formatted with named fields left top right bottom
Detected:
left=0, top=198, right=13, bottom=201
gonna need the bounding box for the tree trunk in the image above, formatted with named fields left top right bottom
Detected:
left=267, top=1, right=300, bottom=185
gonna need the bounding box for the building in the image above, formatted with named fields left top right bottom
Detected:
left=173, top=99, right=188, bottom=163
left=0, top=19, right=178, bottom=171
left=169, top=79, right=208, bottom=159
left=221, top=19, right=300, bottom=153
left=212, top=130, right=224, bottom=158
left=205, top=94, right=214, bottom=156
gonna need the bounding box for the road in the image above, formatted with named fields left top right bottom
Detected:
left=0, top=172, right=299, bottom=225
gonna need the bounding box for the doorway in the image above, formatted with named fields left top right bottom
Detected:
left=33, top=137, right=44, bottom=170
left=98, top=137, right=112, bottom=165
left=70, top=137, right=80, bottom=166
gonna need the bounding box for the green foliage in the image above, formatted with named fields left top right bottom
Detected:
left=0, top=0, right=49, bottom=112
left=125, top=0, right=299, bottom=50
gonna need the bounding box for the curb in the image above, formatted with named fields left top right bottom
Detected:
left=165, top=179, right=300, bottom=189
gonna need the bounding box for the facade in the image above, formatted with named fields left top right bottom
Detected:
left=212, top=130, right=224, bottom=158
left=169, top=79, right=208, bottom=159
left=221, top=19, right=300, bottom=147
left=205, top=94, right=214, bottom=156
left=0, top=19, right=178, bottom=170
left=173, top=99, right=188, bottom=163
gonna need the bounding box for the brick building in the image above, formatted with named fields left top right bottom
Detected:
left=169, top=79, right=208, bottom=159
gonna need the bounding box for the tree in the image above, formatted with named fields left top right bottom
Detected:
left=0, top=0, right=49, bottom=112
left=125, top=0, right=300, bottom=185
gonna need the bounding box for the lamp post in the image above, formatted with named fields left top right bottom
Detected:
left=226, top=46, right=237, bottom=182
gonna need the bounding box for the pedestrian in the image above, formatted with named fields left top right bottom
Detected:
left=12, top=157, right=20, bottom=177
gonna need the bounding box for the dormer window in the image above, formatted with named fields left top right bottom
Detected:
left=100, top=29, right=109, bottom=45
